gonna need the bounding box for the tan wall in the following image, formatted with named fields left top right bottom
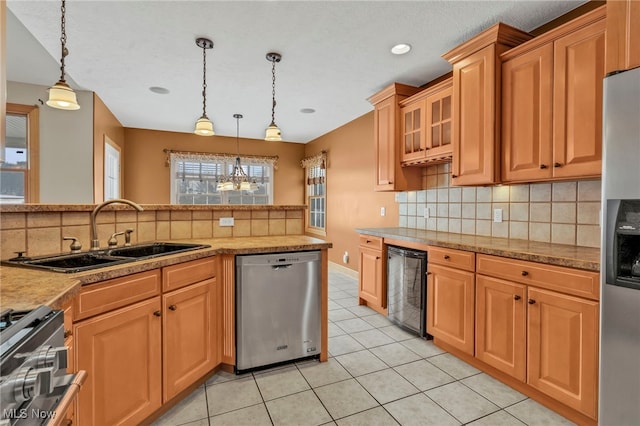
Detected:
left=304, top=112, right=398, bottom=272
left=93, top=93, right=125, bottom=203
left=123, top=128, right=305, bottom=205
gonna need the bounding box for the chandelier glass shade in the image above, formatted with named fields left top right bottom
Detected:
left=47, top=0, right=80, bottom=110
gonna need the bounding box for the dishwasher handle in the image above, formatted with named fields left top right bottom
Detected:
left=271, top=264, right=292, bottom=270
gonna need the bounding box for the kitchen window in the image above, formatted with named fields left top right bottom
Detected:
left=1, top=104, right=39, bottom=203
left=169, top=151, right=276, bottom=205
left=302, top=151, right=327, bottom=236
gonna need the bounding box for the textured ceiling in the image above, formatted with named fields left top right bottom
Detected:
left=6, top=0, right=588, bottom=143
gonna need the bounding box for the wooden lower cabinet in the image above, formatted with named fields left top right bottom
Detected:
left=75, top=297, right=162, bottom=426
left=427, top=263, right=475, bottom=355
left=163, top=277, right=219, bottom=401
left=527, top=287, right=599, bottom=418
left=475, top=275, right=526, bottom=381
left=358, top=236, right=386, bottom=314
left=73, top=257, right=220, bottom=425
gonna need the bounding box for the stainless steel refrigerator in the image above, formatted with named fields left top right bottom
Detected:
left=600, top=65, right=640, bottom=425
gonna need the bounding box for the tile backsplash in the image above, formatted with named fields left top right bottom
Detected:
left=396, top=164, right=601, bottom=248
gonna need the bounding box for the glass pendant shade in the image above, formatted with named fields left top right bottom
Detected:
left=265, top=123, right=282, bottom=141
left=47, top=81, right=80, bottom=110
left=194, top=116, right=215, bottom=136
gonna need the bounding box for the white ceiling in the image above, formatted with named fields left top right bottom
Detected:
left=6, top=0, right=587, bottom=143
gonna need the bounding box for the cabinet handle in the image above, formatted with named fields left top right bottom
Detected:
left=528, top=299, right=536, bottom=305
left=426, top=272, right=432, bottom=276
left=539, top=164, right=548, bottom=169
left=514, top=295, right=521, bottom=301
left=153, top=311, right=162, bottom=317
left=168, top=305, right=177, bottom=311
left=443, top=255, right=450, bottom=260
left=554, top=162, right=562, bottom=168
left=366, top=240, right=371, bottom=243
left=375, top=256, right=381, bottom=260
left=521, top=271, right=529, bottom=276
left=64, top=329, right=72, bottom=339
left=451, top=174, right=458, bottom=178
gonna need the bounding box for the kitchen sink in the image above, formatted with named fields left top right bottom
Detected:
left=106, top=242, right=210, bottom=259
left=2, top=242, right=211, bottom=273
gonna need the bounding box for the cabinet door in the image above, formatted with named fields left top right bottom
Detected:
left=400, top=102, right=426, bottom=163
left=527, top=287, right=599, bottom=418
left=502, top=44, right=553, bottom=182
left=451, top=44, right=499, bottom=185
left=476, top=275, right=526, bottom=381
left=606, top=0, right=640, bottom=73
left=427, top=264, right=475, bottom=355
left=426, top=85, right=453, bottom=160
left=75, top=297, right=162, bottom=426
left=359, top=247, right=384, bottom=310
left=553, top=19, right=605, bottom=179
left=374, top=96, right=397, bottom=190
left=163, top=278, right=218, bottom=402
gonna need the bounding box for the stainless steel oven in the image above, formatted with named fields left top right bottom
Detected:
left=0, top=306, right=85, bottom=425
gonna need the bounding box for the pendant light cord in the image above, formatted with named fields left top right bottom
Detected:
left=201, top=45, right=208, bottom=118
left=59, top=0, right=68, bottom=82
left=271, top=58, right=277, bottom=125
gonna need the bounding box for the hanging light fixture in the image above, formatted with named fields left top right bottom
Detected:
left=218, top=114, right=253, bottom=191
left=47, top=0, right=80, bottom=110
left=264, top=52, right=282, bottom=141
left=194, top=37, right=215, bottom=136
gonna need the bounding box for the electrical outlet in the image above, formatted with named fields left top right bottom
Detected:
left=343, top=251, right=349, bottom=264
left=219, top=217, right=235, bottom=227
left=493, top=208, right=503, bottom=223
left=380, top=207, right=386, bottom=217
left=423, top=207, right=430, bottom=218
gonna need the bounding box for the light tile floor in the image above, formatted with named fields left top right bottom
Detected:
left=154, top=270, right=576, bottom=426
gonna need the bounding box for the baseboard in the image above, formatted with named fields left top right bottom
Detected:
left=328, top=261, right=358, bottom=279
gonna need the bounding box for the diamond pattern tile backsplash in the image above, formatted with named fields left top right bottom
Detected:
left=395, top=163, right=601, bottom=248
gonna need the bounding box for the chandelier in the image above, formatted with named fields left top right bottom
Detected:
left=217, top=114, right=257, bottom=191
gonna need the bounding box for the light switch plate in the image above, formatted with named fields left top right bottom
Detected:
left=219, top=217, right=235, bottom=227
left=423, top=207, right=430, bottom=218
left=493, top=208, right=503, bottom=223
left=380, top=207, right=386, bottom=217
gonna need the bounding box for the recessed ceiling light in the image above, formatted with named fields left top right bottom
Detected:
left=149, top=86, right=170, bottom=94
left=300, top=108, right=316, bottom=114
left=391, top=43, right=411, bottom=55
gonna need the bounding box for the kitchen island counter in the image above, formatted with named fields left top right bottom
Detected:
left=0, top=235, right=331, bottom=311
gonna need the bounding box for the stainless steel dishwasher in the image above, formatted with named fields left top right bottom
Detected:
left=235, top=250, right=321, bottom=373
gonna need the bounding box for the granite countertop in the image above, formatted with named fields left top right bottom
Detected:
left=0, top=235, right=332, bottom=311
left=356, top=227, right=600, bottom=271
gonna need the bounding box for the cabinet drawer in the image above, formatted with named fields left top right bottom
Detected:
left=476, top=254, right=599, bottom=300
left=428, top=246, right=475, bottom=272
left=359, top=235, right=383, bottom=250
left=163, top=257, right=217, bottom=292
left=75, top=270, right=161, bottom=321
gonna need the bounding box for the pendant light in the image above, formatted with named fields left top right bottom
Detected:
left=194, top=38, right=215, bottom=136
left=47, top=0, right=80, bottom=110
left=218, top=114, right=253, bottom=191
left=264, top=52, right=282, bottom=141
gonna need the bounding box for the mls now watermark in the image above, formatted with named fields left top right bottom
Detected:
left=2, top=408, right=56, bottom=420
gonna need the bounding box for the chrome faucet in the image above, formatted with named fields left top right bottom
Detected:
left=90, top=199, right=144, bottom=250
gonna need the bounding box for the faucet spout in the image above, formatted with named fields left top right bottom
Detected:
left=90, top=198, right=144, bottom=250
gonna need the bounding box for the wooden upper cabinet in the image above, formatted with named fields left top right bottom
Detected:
left=399, top=78, right=454, bottom=166
left=553, top=16, right=605, bottom=179
left=502, top=7, right=605, bottom=183
left=606, top=0, right=640, bottom=73
left=443, top=23, right=532, bottom=186
left=502, top=44, right=554, bottom=182
left=369, top=83, right=422, bottom=191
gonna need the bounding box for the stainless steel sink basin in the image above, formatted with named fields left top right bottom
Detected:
left=106, top=242, right=210, bottom=259
left=2, top=242, right=210, bottom=273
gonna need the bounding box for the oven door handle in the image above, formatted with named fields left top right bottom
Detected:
left=46, top=370, right=87, bottom=426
